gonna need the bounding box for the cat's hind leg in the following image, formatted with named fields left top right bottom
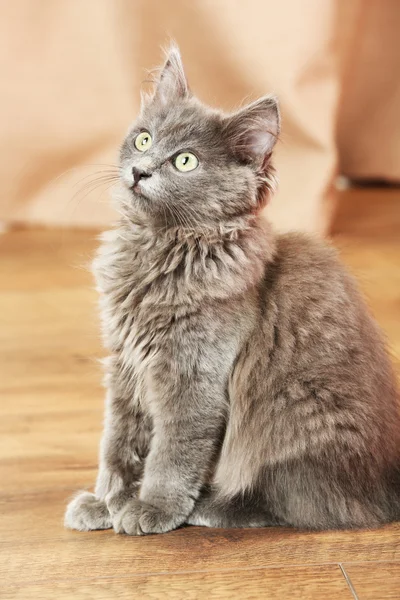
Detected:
left=186, top=487, right=279, bottom=529
left=64, top=491, right=112, bottom=531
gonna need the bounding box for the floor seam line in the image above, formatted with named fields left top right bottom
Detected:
left=339, top=563, right=359, bottom=600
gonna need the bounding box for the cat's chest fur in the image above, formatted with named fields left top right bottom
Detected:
left=93, top=220, right=272, bottom=408
left=94, top=228, right=183, bottom=378
left=93, top=225, right=215, bottom=402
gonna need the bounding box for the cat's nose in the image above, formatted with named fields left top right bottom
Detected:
left=132, top=167, right=151, bottom=186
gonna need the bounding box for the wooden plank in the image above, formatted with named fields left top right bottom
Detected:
left=1, top=489, right=399, bottom=584
left=0, top=289, right=99, bottom=350
left=0, top=410, right=100, bottom=493
left=0, top=228, right=97, bottom=292
left=0, top=410, right=102, bottom=461
left=331, top=187, right=400, bottom=239
left=1, top=565, right=353, bottom=600
left=342, top=562, right=400, bottom=600
left=0, top=387, right=103, bottom=417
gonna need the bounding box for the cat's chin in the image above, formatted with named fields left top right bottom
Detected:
left=127, top=187, right=155, bottom=212
left=126, top=191, right=167, bottom=225
left=129, top=185, right=148, bottom=200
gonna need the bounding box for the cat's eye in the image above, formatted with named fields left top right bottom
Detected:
left=174, top=152, right=199, bottom=172
left=134, top=131, right=152, bottom=152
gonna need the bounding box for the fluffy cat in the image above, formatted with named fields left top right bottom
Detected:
left=65, top=45, right=400, bottom=535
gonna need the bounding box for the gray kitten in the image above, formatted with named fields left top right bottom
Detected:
left=65, top=46, right=400, bottom=535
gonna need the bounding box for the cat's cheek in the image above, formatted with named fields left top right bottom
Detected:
left=120, top=165, right=135, bottom=189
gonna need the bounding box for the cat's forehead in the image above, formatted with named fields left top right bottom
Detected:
left=140, top=100, right=222, bottom=148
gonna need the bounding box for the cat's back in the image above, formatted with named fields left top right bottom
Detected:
left=261, top=231, right=398, bottom=406
left=265, top=231, right=360, bottom=320
left=272, top=231, right=344, bottom=290
left=260, top=230, right=393, bottom=379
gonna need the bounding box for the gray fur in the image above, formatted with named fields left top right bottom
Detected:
left=65, top=45, right=400, bottom=535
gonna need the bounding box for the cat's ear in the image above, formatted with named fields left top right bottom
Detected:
left=224, top=96, right=280, bottom=166
left=152, top=44, right=190, bottom=106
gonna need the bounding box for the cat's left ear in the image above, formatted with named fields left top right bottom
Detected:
left=224, top=96, right=280, bottom=166
left=152, top=45, right=190, bottom=106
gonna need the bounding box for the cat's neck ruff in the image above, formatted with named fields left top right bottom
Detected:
left=95, top=212, right=276, bottom=309
left=128, top=213, right=264, bottom=241
left=122, top=213, right=275, bottom=278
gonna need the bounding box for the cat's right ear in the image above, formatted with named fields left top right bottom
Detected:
left=150, top=44, right=190, bottom=107
left=223, top=96, right=280, bottom=168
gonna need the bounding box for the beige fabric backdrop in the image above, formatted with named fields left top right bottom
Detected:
left=1, top=0, right=399, bottom=233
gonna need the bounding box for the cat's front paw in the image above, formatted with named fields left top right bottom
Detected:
left=138, top=502, right=187, bottom=535
left=113, top=499, right=186, bottom=536
left=64, top=491, right=112, bottom=531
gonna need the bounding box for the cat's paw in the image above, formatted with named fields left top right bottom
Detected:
left=64, top=491, right=112, bottom=531
left=138, top=503, right=186, bottom=535
left=105, top=486, right=139, bottom=517
left=112, top=499, right=185, bottom=536
left=112, top=498, right=142, bottom=535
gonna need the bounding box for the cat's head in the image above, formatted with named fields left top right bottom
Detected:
left=119, top=45, right=280, bottom=229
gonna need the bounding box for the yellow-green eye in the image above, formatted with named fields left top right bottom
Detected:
left=134, top=131, right=152, bottom=152
left=174, top=152, right=198, bottom=172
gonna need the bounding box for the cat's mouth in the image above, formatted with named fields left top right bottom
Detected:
left=129, top=181, right=148, bottom=199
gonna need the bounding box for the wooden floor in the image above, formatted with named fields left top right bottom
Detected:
left=1, top=187, right=400, bottom=599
